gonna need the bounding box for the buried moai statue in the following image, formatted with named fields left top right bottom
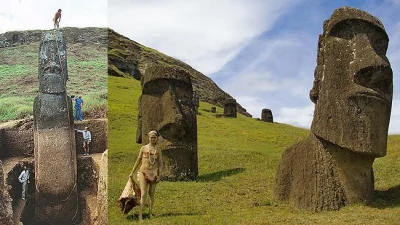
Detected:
left=224, top=98, right=237, bottom=118
left=33, top=31, right=78, bottom=223
left=137, top=65, right=198, bottom=180
left=261, top=109, right=273, bottom=122
left=275, top=7, right=393, bottom=211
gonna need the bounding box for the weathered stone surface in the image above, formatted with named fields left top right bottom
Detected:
left=108, top=51, right=142, bottom=80
left=261, top=109, right=273, bottom=123
left=74, top=119, right=108, bottom=154
left=0, top=160, right=13, bottom=225
left=137, top=65, right=198, bottom=180
left=34, top=30, right=78, bottom=224
left=275, top=7, right=392, bottom=211
left=94, top=150, right=108, bottom=225
left=224, top=98, right=237, bottom=118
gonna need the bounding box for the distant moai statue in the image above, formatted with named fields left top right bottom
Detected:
left=223, top=98, right=237, bottom=118
left=275, top=7, right=393, bottom=211
left=33, top=31, right=78, bottom=224
left=210, top=107, right=216, bottom=113
left=261, top=109, right=273, bottom=122
left=137, top=66, right=198, bottom=180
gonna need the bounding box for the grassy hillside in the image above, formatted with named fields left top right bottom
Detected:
left=0, top=28, right=107, bottom=121
left=108, top=75, right=400, bottom=224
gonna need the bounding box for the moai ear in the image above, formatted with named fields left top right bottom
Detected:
left=136, top=95, right=142, bottom=144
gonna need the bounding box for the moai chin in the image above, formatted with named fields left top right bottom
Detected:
left=275, top=7, right=393, bottom=211
left=224, top=98, right=237, bottom=118
left=33, top=31, right=78, bottom=224
left=261, top=109, right=273, bottom=122
left=137, top=65, right=198, bottom=181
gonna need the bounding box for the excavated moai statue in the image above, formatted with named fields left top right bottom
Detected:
left=33, top=31, right=78, bottom=223
left=275, top=7, right=393, bottom=211
left=261, top=109, right=273, bottom=122
left=137, top=66, right=198, bottom=180
left=224, top=98, right=237, bottom=118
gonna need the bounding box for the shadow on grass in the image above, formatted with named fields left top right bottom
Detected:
left=370, top=184, right=400, bottom=209
left=126, top=212, right=203, bottom=221
left=197, top=168, right=245, bottom=182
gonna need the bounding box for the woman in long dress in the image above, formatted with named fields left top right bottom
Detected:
left=130, top=130, right=163, bottom=221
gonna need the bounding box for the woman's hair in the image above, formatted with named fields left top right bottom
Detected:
left=149, top=130, right=158, bottom=136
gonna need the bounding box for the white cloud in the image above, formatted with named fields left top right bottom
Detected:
left=0, top=0, right=107, bottom=34
left=108, top=0, right=303, bottom=74
left=275, top=104, right=314, bottom=128
left=389, top=100, right=400, bottom=134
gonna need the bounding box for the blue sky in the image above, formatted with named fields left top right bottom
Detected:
left=109, top=0, right=400, bottom=133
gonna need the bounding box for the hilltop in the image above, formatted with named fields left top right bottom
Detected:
left=108, top=29, right=252, bottom=117
left=0, top=27, right=107, bottom=121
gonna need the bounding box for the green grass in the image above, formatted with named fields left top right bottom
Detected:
left=0, top=95, right=34, bottom=121
left=0, top=40, right=107, bottom=121
left=108, top=75, right=400, bottom=224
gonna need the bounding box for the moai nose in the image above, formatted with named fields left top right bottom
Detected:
left=351, top=34, right=392, bottom=95
left=158, top=87, right=186, bottom=140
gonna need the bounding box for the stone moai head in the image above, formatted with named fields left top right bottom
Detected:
left=310, top=7, right=392, bottom=157
left=137, top=65, right=198, bottom=179
left=38, top=31, right=68, bottom=94
left=261, top=109, right=273, bottom=122
left=224, top=98, right=237, bottom=118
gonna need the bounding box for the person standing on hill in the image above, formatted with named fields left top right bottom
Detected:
left=53, top=9, right=62, bottom=29
left=74, top=95, right=84, bottom=121
left=18, top=166, right=30, bottom=200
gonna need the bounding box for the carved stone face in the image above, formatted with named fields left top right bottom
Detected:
left=261, top=109, right=273, bottom=122
left=38, top=32, right=68, bottom=94
left=224, top=98, right=237, bottom=118
left=138, top=66, right=198, bottom=180
left=311, top=8, right=392, bottom=157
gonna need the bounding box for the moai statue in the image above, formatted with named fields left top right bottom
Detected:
left=210, top=107, right=216, bottom=113
left=223, top=98, right=237, bottom=118
left=33, top=31, right=78, bottom=224
left=137, top=66, right=198, bottom=180
left=275, top=7, right=393, bottom=211
left=261, top=109, right=273, bottom=122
